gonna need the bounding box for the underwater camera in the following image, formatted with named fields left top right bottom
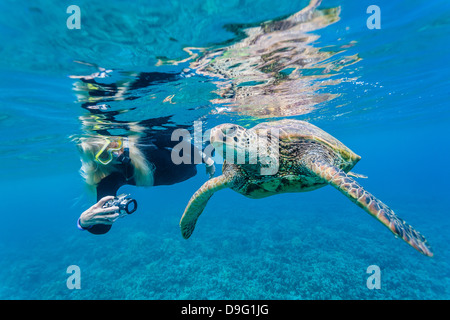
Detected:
left=103, top=194, right=137, bottom=215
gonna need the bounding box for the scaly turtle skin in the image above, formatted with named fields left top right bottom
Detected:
left=179, top=119, right=433, bottom=257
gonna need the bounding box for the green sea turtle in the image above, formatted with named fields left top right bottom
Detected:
left=179, top=119, right=433, bottom=257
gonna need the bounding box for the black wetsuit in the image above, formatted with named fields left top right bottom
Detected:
left=77, top=71, right=203, bottom=234
left=83, top=131, right=199, bottom=234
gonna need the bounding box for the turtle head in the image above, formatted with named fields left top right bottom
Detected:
left=210, top=123, right=258, bottom=165
left=210, top=123, right=279, bottom=175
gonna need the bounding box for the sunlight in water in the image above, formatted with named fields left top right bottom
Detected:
left=160, top=3, right=361, bottom=119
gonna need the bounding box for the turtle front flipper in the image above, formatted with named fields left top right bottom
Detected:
left=307, top=159, right=433, bottom=257
left=180, top=175, right=232, bottom=239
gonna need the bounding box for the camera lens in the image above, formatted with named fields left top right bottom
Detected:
left=124, top=199, right=137, bottom=214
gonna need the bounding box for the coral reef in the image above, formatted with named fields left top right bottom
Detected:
left=0, top=185, right=448, bottom=300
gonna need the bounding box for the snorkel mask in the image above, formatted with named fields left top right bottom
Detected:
left=94, top=137, right=130, bottom=165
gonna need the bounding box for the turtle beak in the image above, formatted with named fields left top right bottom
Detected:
left=210, top=126, right=224, bottom=145
left=210, top=124, right=239, bottom=158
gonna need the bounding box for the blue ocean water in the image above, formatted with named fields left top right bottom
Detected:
left=0, top=0, right=449, bottom=299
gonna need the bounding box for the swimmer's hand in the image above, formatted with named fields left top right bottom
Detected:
left=203, top=154, right=215, bottom=179
left=206, top=163, right=215, bottom=179
left=79, top=196, right=120, bottom=228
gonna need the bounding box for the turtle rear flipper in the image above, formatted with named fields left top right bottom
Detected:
left=180, top=175, right=232, bottom=239
left=307, top=159, right=433, bottom=257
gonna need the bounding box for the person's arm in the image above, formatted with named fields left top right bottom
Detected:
left=78, top=172, right=126, bottom=234
left=196, top=141, right=215, bottom=178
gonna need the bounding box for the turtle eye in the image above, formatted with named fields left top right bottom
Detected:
left=223, top=125, right=237, bottom=136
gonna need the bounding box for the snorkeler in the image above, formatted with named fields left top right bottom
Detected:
left=71, top=59, right=215, bottom=235
left=76, top=120, right=215, bottom=234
